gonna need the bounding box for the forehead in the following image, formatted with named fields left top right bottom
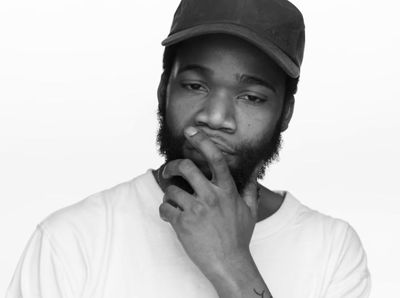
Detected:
left=172, top=34, right=286, bottom=86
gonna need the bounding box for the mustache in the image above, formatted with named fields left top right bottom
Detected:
left=184, top=132, right=236, bottom=155
left=156, top=108, right=283, bottom=193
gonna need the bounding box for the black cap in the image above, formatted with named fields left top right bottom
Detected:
left=162, top=0, right=305, bottom=78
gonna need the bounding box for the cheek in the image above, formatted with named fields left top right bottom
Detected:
left=238, top=109, right=280, bottom=141
left=165, top=94, right=197, bottom=134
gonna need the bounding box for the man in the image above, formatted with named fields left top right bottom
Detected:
left=7, top=0, right=371, bottom=297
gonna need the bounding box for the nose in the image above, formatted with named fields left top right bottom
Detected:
left=194, top=90, right=237, bottom=133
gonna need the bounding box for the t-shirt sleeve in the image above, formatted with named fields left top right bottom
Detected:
left=325, top=223, right=371, bottom=298
left=6, top=225, right=76, bottom=298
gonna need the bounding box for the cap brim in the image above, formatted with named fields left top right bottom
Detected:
left=162, top=23, right=299, bottom=78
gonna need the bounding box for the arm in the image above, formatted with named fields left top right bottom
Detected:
left=206, top=251, right=272, bottom=298
left=159, top=126, right=272, bottom=298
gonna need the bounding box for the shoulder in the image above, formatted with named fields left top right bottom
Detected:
left=300, top=206, right=365, bottom=259
left=6, top=171, right=160, bottom=296
left=38, top=170, right=156, bottom=243
left=287, top=192, right=355, bottom=238
left=267, top=191, right=368, bottom=265
left=41, top=178, right=131, bottom=231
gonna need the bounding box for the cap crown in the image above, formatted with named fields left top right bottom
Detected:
left=164, top=0, right=305, bottom=77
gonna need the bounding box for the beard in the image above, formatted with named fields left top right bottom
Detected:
left=156, top=107, right=283, bottom=194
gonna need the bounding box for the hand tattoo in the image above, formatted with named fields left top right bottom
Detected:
left=253, top=288, right=267, bottom=298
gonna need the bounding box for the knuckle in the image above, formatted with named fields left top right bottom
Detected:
left=178, top=159, right=193, bottom=173
left=162, top=193, right=168, bottom=203
left=206, top=195, right=218, bottom=207
left=159, top=203, right=168, bottom=217
left=160, top=203, right=179, bottom=224
left=165, top=185, right=177, bottom=197
left=210, top=151, right=225, bottom=164
left=178, top=213, right=188, bottom=224
left=164, top=159, right=181, bottom=175
left=177, top=213, right=192, bottom=228
left=191, top=201, right=205, bottom=215
left=163, top=162, right=173, bottom=176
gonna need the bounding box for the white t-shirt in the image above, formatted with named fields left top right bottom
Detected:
left=7, top=170, right=371, bottom=298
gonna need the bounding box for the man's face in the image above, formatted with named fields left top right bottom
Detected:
left=157, top=34, right=290, bottom=193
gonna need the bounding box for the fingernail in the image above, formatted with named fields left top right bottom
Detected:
left=184, top=126, right=198, bottom=137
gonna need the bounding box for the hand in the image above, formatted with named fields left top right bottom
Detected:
left=159, top=126, right=261, bottom=293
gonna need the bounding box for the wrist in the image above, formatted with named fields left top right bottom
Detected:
left=205, top=251, right=267, bottom=298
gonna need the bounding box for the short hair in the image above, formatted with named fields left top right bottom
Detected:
left=159, top=43, right=299, bottom=112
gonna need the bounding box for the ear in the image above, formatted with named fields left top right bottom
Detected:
left=280, top=95, right=295, bottom=132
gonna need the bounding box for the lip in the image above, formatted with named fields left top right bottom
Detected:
left=185, top=135, right=235, bottom=155
left=208, top=137, right=235, bottom=155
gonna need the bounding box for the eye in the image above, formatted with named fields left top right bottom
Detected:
left=239, top=94, right=267, bottom=104
left=181, top=82, right=208, bottom=92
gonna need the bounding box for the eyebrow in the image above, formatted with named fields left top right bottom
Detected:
left=177, top=64, right=213, bottom=76
left=238, top=74, right=277, bottom=93
left=177, top=64, right=277, bottom=93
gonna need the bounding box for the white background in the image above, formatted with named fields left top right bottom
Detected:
left=1, top=0, right=399, bottom=296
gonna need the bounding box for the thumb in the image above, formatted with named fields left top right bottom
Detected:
left=241, top=167, right=260, bottom=219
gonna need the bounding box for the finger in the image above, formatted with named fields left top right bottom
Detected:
left=164, top=185, right=194, bottom=211
left=163, top=159, right=211, bottom=197
left=159, top=201, right=181, bottom=224
left=184, top=126, right=235, bottom=190
left=241, top=166, right=260, bottom=219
